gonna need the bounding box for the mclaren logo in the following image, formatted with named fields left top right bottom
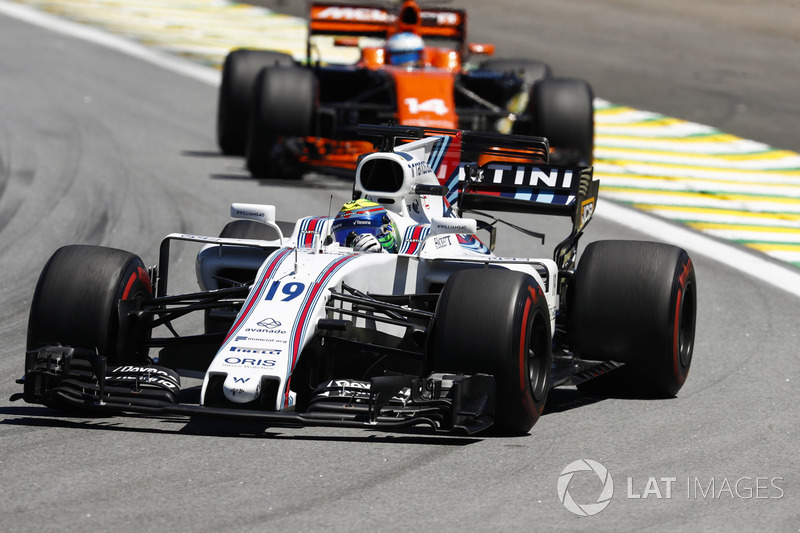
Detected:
left=316, top=6, right=388, bottom=22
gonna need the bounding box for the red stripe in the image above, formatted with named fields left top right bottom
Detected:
left=404, top=226, right=422, bottom=254
left=122, top=272, right=137, bottom=300
left=290, top=255, right=353, bottom=361
left=521, top=285, right=540, bottom=418
left=672, top=287, right=684, bottom=384
left=519, top=297, right=531, bottom=394
left=223, top=248, right=290, bottom=343
left=673, top=258, right=691, bottom=383
left=303, top=217, right=324, bottom=248
left=284, top=255, right=354, bottom=406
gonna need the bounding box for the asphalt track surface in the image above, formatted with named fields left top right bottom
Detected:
left=0, top=1, right=798, bottom=531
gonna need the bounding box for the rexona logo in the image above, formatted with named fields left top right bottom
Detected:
left=580, top=198, right=595, bottom=226
left=316, top=7, right=389, bottom=21
left=558, top=459, right=614, bottom=516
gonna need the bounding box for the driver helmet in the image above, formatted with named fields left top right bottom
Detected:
left=386, top=32, right=424, bottom=67
left=331, top=199, right=399, bottom=253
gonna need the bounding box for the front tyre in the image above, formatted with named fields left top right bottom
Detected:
left=431, top=269, right=552, bottom=434
left=569, top=240, right=697, bottom=397
left=27, top=245, right=153, bottom=366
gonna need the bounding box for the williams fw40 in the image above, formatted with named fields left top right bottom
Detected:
left=14, top=126, right=697, bottom=436
left=217, top=0, right=594, bottom=179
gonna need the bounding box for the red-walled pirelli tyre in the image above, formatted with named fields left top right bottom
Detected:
left=245, top=66, right=317, bottom=178
left=217, top=49, right=295, bottom=155
left=568, top=240, right=697, bottom=397
left=27, top=245, right=153, bottom=366
left=431, top=269, right=553, bottom=435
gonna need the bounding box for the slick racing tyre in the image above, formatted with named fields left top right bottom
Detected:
left=479, top=58, right=552, bottom=87
left=217, top=49, right=295, bottom=155
left=27, top=245, right=153, bottom=366
left=431, top=269, right=552, bottom=435
left=245, top=66, right=317, bottom=178
left=568, top=240, right=697, bottom=397
left=529, top=77, right=594, bottom=165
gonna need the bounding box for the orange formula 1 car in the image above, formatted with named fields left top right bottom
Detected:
left=217, top=0, right=594, bottom=179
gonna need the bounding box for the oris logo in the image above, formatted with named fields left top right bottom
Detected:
left=223, top=357, right=276, bottom=367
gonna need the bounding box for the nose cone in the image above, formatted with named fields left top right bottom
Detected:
left=223, top=374, right=261, bottom=404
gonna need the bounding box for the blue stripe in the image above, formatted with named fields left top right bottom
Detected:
left=427, top=136, right=448, bottom=174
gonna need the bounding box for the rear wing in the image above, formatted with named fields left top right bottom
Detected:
left=459, top=163, right=597, bottom=224
left=308, top=1, right=467, bottom=50
left=458, top=161, right=598, bottom=270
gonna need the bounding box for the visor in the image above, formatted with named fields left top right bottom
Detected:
left=333, top=224, right=387, bottom=247
left=389, top=50, right=421, bottom=66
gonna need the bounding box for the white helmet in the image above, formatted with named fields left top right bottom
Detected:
left=386, top=32, right=424, bottom=66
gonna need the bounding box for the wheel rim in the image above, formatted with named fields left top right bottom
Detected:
left=528, top=319, right=550, bottom=402
left=677, top=282, right=696, bottom=368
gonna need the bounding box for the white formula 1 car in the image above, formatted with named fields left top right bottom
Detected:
left=14, top=125, right=696, bottom=435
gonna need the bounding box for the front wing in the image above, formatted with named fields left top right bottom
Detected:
left=13, top=346, right=496, bottom=435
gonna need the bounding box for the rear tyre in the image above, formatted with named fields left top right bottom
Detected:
left=569, top=240, right=697, bottom=397
left=529, top=77, right=594, bottom=165
left=245, top=66, right=317, bottom=178
left=431, top=269, right=552, bottom=435
left=217, top=49, right=295, bottom=155
left=27, top=245, right=153, bottom=365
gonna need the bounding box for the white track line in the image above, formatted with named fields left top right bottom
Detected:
left=0, top=0, right=220, bottom=86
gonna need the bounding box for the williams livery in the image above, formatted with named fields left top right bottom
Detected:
left=217, top=0, right=594, bottom=179
left=14, top=126, right=697, bottom=435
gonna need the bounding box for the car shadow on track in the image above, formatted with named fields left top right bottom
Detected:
left=181, top=150, right=232, bottom=158
left=0, top=387, right=613, bottom=444
left=0, top=404, right=482, bottom=446
left=542, top=388, right=607, bottom=415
